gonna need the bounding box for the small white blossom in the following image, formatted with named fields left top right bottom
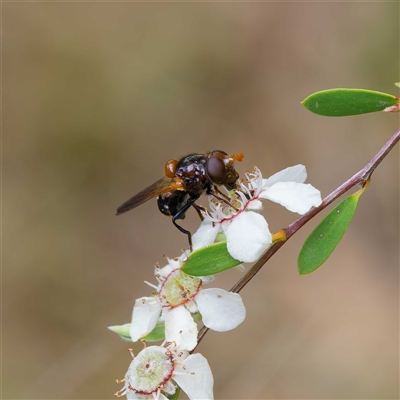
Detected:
left=115, top=344, right=213, bottom=400
left=193, top=164, right=322, bottom=263
left=130, top=257, right=246, bottom=350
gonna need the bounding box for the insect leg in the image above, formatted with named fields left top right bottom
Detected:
left=172, top=197, right=198, bottom=251
left=192, top=203, right=206, bottom=222
left=213, top=185, right=233, bottom=202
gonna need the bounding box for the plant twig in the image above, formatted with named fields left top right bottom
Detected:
left=195, top=127, right=400, bottom=348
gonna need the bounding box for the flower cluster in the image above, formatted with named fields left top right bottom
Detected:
left=115, top=249, right=245, bottom=399
left=112, top=164, right=321, bottom=400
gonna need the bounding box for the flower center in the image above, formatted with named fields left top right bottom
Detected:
left=126, top=347, right=174, bottom=395
left=218, top=195, right=259, bottom=224
left=159, top=269, right=202, bottom=307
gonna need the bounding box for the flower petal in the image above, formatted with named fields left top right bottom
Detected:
left=200, top=274, right=215, bottom=285
left=247, top=199, right=263, bottom=211
left=158, top=263, right=175, bottom=279
left=184, top=300, right=198, bottom=314
left=130, top=297, right=162, bottom=342
left=263, top=164, right=307, bottom=187
left=260, top=182, right=322, bottom=214
left=173, top=354, right=214, bottom=400
left=224, top=211, right=272, bottom=262
left=192, top=219, right=220, bottom=250
left=163, top=380, right=178, bottom=396
left=125, top=383, right=152, bottom=399
left=164, top=256, right=182, bottom=272
left=127, top=392, right=151, bottom=400
left=195, top=288, right=246, bottom=331
left=125, top=390, right=138, bottom=399
left=165, top=306, right=198, bottom=351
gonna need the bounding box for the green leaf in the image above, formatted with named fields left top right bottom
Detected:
left=192, top=312, right=203, bottom=322
left=142, top=321, right=165, bottom=342
left=302, top=88, right=399, bottom=116
left=298, top=193, right=361, bottom=275
left=215, top=231, right=227, bottom=242
left=181, top=241, right=242, bottom=276
left=395, top=82, right=400, bottom=88
left=108, top=324, right=131, bottom=341
left=108, top=321, right=165, bottom=342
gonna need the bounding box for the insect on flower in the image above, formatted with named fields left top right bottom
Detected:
left=194, top=165, right=323, bottom=262
left=116, top=150, right=244, bottom=250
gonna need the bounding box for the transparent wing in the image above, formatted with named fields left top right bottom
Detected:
left=116, top=177, right=183, bottom=215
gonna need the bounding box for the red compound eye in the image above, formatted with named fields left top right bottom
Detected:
left=206, top=153, right=228, bottom=184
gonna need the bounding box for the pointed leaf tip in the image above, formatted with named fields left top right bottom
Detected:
left=108, top=324, right=132, bottom=341
left=108, top=321, right=165, bottom=342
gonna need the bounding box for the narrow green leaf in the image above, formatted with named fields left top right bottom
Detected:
left=142, top=321, right=165, bottom=342
left=108, top=324, right=131, bottom=341
left=181, top=241, right=242, bottom=276
left=302, top=88, right=399, bottom=116
left=108, top=321, right=165, bottom=342
left=298, top=193, right=360, bottom=275
left=395, top=82, right=400, bottom=88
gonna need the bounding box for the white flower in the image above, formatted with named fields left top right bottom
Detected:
left=115, top=344, right=213, bottom=400
left=130, top=257, right=246, bottom=350
left=193, top=164, right=322, bottom=263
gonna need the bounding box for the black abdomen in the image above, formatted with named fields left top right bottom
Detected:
left=158, top=191, right=189, bottom=219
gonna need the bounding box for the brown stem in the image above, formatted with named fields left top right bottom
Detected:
left=195, top=127, right=400, bottom=349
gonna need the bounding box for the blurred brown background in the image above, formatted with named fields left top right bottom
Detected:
left=3, top=2, right=399, bottom=399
